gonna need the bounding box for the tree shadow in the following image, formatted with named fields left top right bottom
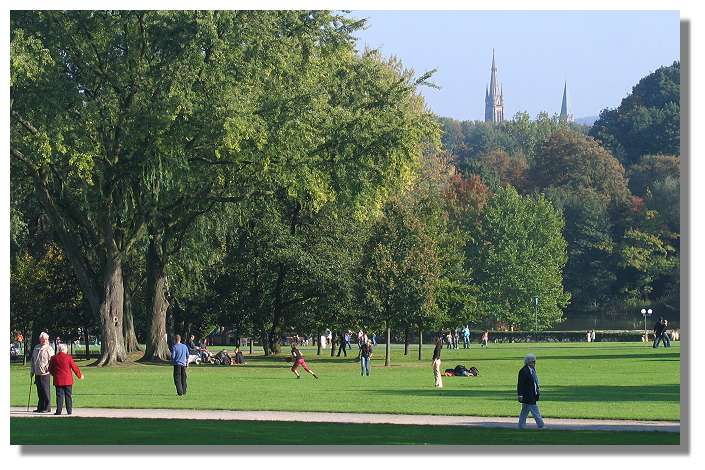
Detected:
left=369, top=383, right=680, bottom=403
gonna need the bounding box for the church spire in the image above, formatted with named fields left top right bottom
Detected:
left=485, top=49, right=504, bottom=123
left=560, top=81, right=573, bottom=122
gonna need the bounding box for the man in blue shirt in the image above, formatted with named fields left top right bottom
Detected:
left=171, top=334, right=189, bottom=396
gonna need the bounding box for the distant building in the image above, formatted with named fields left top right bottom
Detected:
left=559, top=81, right=573, bottom=122
left=484, top=49, right=504, bottom=123
left=483, top=52, right=574, bottom=123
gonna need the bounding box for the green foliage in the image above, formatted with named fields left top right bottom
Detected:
left=547, top=188, right=616, bottom=316
left=590, top=61, right=680, bottom=166
left=469, top=186, right=569, bottom=329
left=360, top=200, right=442, bottom=331
left=10, top=245, right=93, bottom=340
left=530, top=129, right=629, bottom=205
left=627, top=154, right=680, bottom=198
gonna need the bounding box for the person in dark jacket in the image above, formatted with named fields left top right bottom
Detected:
left=432, top=336, right=443, bottom=388
left=653, top=317, right=666, bottom=348
left=48, top=343, right=84, bottom=415
left=517, top=353, right=544, bottom=429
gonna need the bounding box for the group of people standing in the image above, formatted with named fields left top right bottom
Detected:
left=444, top=327, right=490, bottom=349
left=29, top=331, right=84, bottom=415
left=653, top=317, right=673, bottom=348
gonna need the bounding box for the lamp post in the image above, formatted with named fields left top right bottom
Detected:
left=532, top=296, right=539, bottom=334
left=640, top=308, right=653, bottom=341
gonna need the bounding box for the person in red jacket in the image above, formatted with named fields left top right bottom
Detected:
left=48, top=343, right=84, bottom=415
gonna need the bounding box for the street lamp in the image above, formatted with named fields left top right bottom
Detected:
left=532, top=296, right=539, bottom=334
left=640, top=308, right=653, bottom=340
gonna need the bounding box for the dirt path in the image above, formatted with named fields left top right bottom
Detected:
left=9, top=407, right=679, bottom=432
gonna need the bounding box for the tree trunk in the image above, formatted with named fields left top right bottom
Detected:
left=317, top=332, right=322, bottom=355
left=260, top=328, right=270, bottom=356
left=268, top=263, right=287, bottom=355
left=95, top=250, right=128, bottom=367
left=330, top=336, right=336, bottom=356
left=404, top=328, right=409, bottom=355
left=141, top=237, right=171, bottom=362
left=84, top=327, right=90, bottom=360
left=417, top=327, right=423, bottom=361
left=385, top=322, right=391, bottom=367
left=123, top=283, right=142, bottom=353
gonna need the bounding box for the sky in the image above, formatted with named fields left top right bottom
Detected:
left=347, top=10, right=680, bottom=121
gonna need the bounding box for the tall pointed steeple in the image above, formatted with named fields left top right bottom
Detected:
left=485, top=49, right=504, bottom=123
left=560, top=81, right=573, bottom=122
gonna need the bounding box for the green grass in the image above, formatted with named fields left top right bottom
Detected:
left=9, top=417, right=680, bottom=445
left=10, top=342, right=680, bottom=421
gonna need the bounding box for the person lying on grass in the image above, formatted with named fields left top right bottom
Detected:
left=290, top=344, right=319, bottom=380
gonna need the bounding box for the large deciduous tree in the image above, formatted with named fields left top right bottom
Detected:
left=468, top=186, right=570, bottom=330
left=590, top=61, right=680, bottom=166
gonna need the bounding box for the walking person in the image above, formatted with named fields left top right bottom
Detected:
left=517, top=353, right=544, bottom=429
left=432, top=336, right=443, bottom=388
left=290, top=344, right=319, bottom=379
left=481, top=330, right=490, bottom=348
left=360, top=339, right=373, bottom=376
left=31, top=332, right=55, bottom=413
left=336, top=331, right=347, bottom=357
left=171, top=334, right=189, bottom=396
left=48, top=343, right=84, bottom=415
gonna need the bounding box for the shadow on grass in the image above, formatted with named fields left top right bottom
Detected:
left=369, top=383, right=680, bottom=403
left=468, top=352, right=680, bottom=362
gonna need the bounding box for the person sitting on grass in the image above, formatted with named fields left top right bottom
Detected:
left=290, top=344, right=318, bottom=380
left=48, top=343, right=84, bottom=415
left=232, top=346, right=246, bottom=365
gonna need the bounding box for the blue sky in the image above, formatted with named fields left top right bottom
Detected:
left=348, top=11, right=680, bottom=121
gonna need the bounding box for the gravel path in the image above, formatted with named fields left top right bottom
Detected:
left=9, top=407, right=679, bottom=433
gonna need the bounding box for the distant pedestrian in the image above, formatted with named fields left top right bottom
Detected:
left=662, top=320, right=671, bottom=347
left=586, top=330, right=592, bottom=342
left=462, top=326, right=470, bottom=349
left=290, top=344, right=319, bottom=379
left=371, top=333, right=377, bottom=346
left=346, top=331, right=353, bottom=350
left=481, top=330, right=490, bottom=348
left=171, top=334, right=189, bottom=396
left=31, top=332, right=55, bottom=413
left=591, top=330, right=596, bottom=343
left=360, top=339, right=373, bottom=376
left=337, top=331, right=347, bottom=357
left=48, top=343, right=84, bottom=415
left=653, top=317, right=666, bottom=348
left=445, top=331, right=452, bottom=349
left=517, top=353, right=544, bottom=429
left=432, top=336, right=443, bottom=388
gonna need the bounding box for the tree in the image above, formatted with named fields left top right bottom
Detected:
left=546, top=188, right=616, bottom=318
left=590, top=61, right=680, bottom=166
left=530, top=129, right=630, bottom=205
left=360, top=200, right=441, bottom=366
left=468, top=186, right=569, bottom=329
left=627, top=154, right=680, bottom=197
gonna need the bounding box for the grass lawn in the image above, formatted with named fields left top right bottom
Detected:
left=9, top=417, right=680, bottom=445
left=10, top=342, right=680, bottom=421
